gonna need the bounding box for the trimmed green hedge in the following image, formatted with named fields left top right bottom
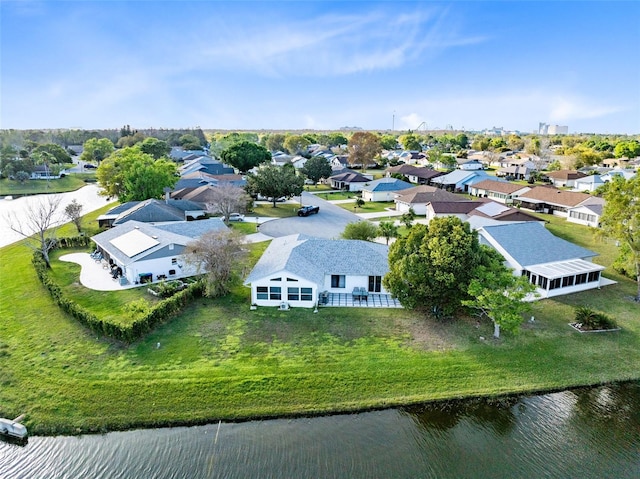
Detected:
left=32, top=248, right=204, bottom=342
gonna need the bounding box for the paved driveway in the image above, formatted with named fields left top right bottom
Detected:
left=257, top=191, right=361, bottom=239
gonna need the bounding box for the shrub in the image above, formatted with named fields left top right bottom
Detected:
left=574, top=306, right=617, bottom=330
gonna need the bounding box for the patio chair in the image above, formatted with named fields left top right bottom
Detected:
left=359, top=287, right=369, bottom=303
left=352, top=287, right=361, bottom=301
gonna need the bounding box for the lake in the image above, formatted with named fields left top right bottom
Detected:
left=1, top=382, right=638, bottom=478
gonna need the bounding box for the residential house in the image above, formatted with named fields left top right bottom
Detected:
left=469, top=179, right=531, bottom=204
left=91, top=218, right=228, bottom=286
left=244, top=234, right=393, bottom=308
left=601, top=168, right=637, bottom=182
left=495, top=165, right=532, bottom=180
left=431, top=170, right=491, bottom=192
left=514, top=186, right=603, bottom=217
left=329, top=170, right=372, bottom=191
left=465, top=201, right=544, bottom=229
left=566, top=203, right=603, bottom=228
left=330, top=155, right=350, bottom=170
left=393, top=185, right=463, bottom=215
left=361, top=178, right=413, bottom=202
left=97, top=198, right=206, bottom=228
left=572, top=175, right=605, bottom=192
left=30, top=165, right=63, bottom=180
left=386, top=165, right=443, bottom=185
left=179, top=157, right=234, bottom=176
left=458, top=159, right=484, bottom=171
left=425, top=201, right=479, bottom=223
left=477, top=222, right=606, bottom=299
left=545, top=170, right=588, bottom=188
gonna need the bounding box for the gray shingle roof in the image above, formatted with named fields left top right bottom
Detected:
left=479, top=222, right=597, bottom=267
left=245, top=235, right=389, bottom=286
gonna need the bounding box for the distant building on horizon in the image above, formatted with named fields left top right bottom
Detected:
left=539, top=122, right=568, bottom=135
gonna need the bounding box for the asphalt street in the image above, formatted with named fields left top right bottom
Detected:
left=256, top=191, right=362, bottom=239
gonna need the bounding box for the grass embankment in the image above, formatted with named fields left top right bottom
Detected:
left=0, top=174, right=96, bottom=196
left=0, top=210, right=638, bottom=436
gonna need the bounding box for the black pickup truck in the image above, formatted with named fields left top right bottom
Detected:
left=297, top=205, right=320, bottom=217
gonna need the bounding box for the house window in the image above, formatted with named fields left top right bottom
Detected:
left=287, top=287, right=299, bottom=301
left=331, top=275, right=345, bottom=288
left=368, top=276, right=382, bottom=292
left=588, top=271, right=600, bottom=283
left=269, top=287, right=281, bottom=300
left=562, top=276, right=575, bottom=287
left=537, top=276, right=548, bottom=289
left=171, top=258, right=177, bottom=265
left=549, top=278, right=561, bottom=290
left=301, top=288, right=313, bottom=301
left=286, top=277, right=298, bottom=282
left=257, top=286, right=268, bottom=300
left=575, top=273, right=588, bottom=285
left=270, top=277, right=282, bottom=282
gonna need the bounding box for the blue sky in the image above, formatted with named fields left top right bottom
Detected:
left=2, top=1, right=639, bottom=134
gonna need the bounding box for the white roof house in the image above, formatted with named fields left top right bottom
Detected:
left=244, top=234, right=393, bottom=308
left=92, top=219, right=228, bottom=286
left=477, top=222, right=607, bottom=298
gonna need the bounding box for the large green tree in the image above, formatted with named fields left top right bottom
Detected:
left=220, top=141, right=271, bottom=173
left=600, top=175, right=640, bottom=301
left=398, top=133, right=422, bottom=151
left=300, top=156, right=332, bottom=184
left=247, top=164, right=304, bottom=207
left=265, top=133, right=286, bottom=152
left=383, top=216, right=491, bottom=317
left=613, top=140, right=640, bottom=159
left=32, top=143, right=71, bottom=164
left=283, top=135, right=311, bottom=155
left=96, top=147, right=178, bottom=202
left=348, top=131, right=381, bottom=169
left=80, top=138, right=114, bottom=164
left=138, top=137, right=171, bottom=159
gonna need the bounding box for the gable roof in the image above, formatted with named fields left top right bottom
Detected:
left=362, top=177, right=413, bottom=192
left=245, top=234, right=389, bottom=286
left=517, top=186, right=592, bottom=207
left=428, top=201, right=479, bottom=214
left=330, top=171, right=370, bottom=183
left=394, top=185, right=463, bottom=204
left=546, top=170, right=587, bottom=181
left=468, top=201, right=541, bottom=222
left=431, top=170, right=490, bottom=185
left=478, top=222, right=597, bottom=267
left=104, top=199, right=205, bottom=226
left=472, top=179, right=530, bottom=195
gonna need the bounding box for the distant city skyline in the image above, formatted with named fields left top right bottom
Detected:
left=1, top=1, right=639, bottom=134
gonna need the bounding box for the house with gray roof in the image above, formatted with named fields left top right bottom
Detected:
left=566, top=203, right=603, bottom=228
left=329, top=170, right=372, bottom=191
left=469, top=179, right=531, bottom=204
left=244, top=234, right=393, bottom=308
left=430, top=170, right=491, bottom=192
left=361, top=177, right=413, bottom=202
left=393, top=185, right=463, bottom=215
left=97, top=198, right=206, bottom=228
left=91, top=219, right=227, bottom=285
left=477, top=222, right=606, bottom=299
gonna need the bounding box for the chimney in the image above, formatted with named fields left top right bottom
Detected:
left=163, top=187, right=172, bottom=204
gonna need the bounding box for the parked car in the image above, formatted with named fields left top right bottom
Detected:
left=83, top=163, right=97, bottom=169
left=223, top=213, right=245, bottom=222
left=297, top=205, right=320, bottom=217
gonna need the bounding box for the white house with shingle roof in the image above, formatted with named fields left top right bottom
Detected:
left=244, top=234, right=391, bottom=308
left=469, top=179, right=531, bottom=204
left=361, top=177, right=413, bottom=202
left=91, top=219, right=228, bottom=285
left=477, top=222, right=607, bottom=298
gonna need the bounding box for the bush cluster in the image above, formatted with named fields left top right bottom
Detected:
left=32, top=249, right=204, bottom=343
left=574, top=306, right=618, bottom=330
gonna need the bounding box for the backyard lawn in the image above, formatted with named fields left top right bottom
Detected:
left=0, top=206, right=638, bottom=436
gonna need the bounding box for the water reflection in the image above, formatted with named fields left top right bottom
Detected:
left=1, top=382, right=638, bottom=479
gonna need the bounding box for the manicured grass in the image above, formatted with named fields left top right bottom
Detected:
left=0, top=208, right=638, bottom=436
left=339, top=201, right=394, bottom=213
left=0, top=174, right=96, bottom=195
left=251, top=203, right=299, bottom=218
left=317, top=191, right=359, bottom=201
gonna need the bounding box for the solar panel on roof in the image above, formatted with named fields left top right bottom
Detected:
left=475, top=202, right=510, bottom=217
left=109, top=229, right=159, bottom=257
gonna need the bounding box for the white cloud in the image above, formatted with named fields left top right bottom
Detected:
left=548, top=96, right=624, bottom=122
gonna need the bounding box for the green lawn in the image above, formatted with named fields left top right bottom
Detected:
left=317, top=191, right=359, bottom=201
left=0, top=174, right=96, bottom=195
left=1, top=207, right=639, bottom=436
left=339, top=201, right=393, bottom=213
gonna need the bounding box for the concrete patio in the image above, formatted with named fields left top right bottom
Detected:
left=320, top=292, right=402, bottom=308
left=59, top=252, right=141, bottom=291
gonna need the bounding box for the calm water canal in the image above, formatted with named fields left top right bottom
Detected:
left=1, top=382, right=639, bottom=478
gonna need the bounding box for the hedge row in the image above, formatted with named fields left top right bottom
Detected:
left=32, top=251, right=204, bottom=343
